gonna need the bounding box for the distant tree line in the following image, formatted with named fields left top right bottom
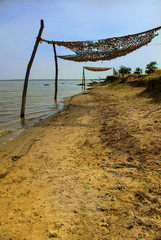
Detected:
left=118, top=61, right=158, bottom=77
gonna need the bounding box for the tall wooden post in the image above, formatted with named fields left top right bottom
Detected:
left=82, top=67, right=85, bottom=89
left=52, top=43, right=58, bottom=100
left=20, top=19, right=44, bottom=118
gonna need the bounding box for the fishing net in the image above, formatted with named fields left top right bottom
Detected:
left=83, top=66, right=111, bottom=71
left=82, top=66, right=112, bottom=86
left=40, top=26, right=161, bottom=62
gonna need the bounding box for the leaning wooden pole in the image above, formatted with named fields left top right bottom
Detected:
left=52, top=43, right=58, bottom=100
left=20, top=19, right=44, bottom=118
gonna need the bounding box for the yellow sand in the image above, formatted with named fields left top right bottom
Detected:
left=0, top=82, right=161, bottom=240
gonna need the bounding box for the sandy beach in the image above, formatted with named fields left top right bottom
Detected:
left=0, top=80, right=161, bottom=240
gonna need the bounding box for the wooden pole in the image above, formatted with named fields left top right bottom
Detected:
left=82, top=67, right=84, bottom=89
left=20, top=19, right=44, bottom=118
left=52, top=43, right=58, bottom=100
left=82, top=67, right=85, bottom=89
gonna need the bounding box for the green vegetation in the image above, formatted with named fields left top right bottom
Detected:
left=99, top=62, right=161, bottom=98
left=119, top=65, right=132, bottom=77
left=104, top=76, right=119, bottom=83
left=103, top=66, right=161, bottom=101
left=91, top=61, right=159, bottom=85
left=109, top=79, right=122, bottom=87
left=134, top=67, right=143, bottom=75
left=145, top=61, right=158, bottom=74
left=118, top=61, right=158, bottom=77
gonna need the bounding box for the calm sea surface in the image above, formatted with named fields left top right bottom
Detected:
left=0, top=79, right=89, bottom=147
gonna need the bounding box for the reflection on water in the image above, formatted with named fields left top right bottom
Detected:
left=0, top=79, right=87, bottom=147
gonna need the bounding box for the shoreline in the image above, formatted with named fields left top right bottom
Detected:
left=0, top=79, right=88, bottom=148
left=0, top=81, right=161, bottom=239
left=0, top=91, right=80, bottom=149
left=0, top=90, right=88, bottom=178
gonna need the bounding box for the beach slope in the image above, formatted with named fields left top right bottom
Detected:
left=0, top=81, right=161, bottom=240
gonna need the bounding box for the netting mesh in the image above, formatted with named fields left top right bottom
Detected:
left=83, top=66, right=111, bottom=71
left=40, top=26, right=161, bottom=62
left=55, top=26, right=161, bottom=62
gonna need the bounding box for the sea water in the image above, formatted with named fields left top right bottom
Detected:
left=0, top=79, right=90, bottom=147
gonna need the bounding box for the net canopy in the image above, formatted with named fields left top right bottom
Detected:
left=82, top=67, right=112, bottom=87
left=83, top=66, right=111, bottom=71
left=41, top=26, right=161, bottom=62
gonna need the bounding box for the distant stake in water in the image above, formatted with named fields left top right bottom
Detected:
left=20, top=19, right=44, bottom=118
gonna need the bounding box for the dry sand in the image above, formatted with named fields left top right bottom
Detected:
left=0, top=81, right=161, bottom=240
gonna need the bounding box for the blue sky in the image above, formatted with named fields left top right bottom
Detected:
left=0, top=0, right=161, bottom=80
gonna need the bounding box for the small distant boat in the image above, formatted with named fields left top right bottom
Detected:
left=44, top=84, right=49, bottom=86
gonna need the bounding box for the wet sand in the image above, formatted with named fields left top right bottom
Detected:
left=0, top=82, right=161, bottom=240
